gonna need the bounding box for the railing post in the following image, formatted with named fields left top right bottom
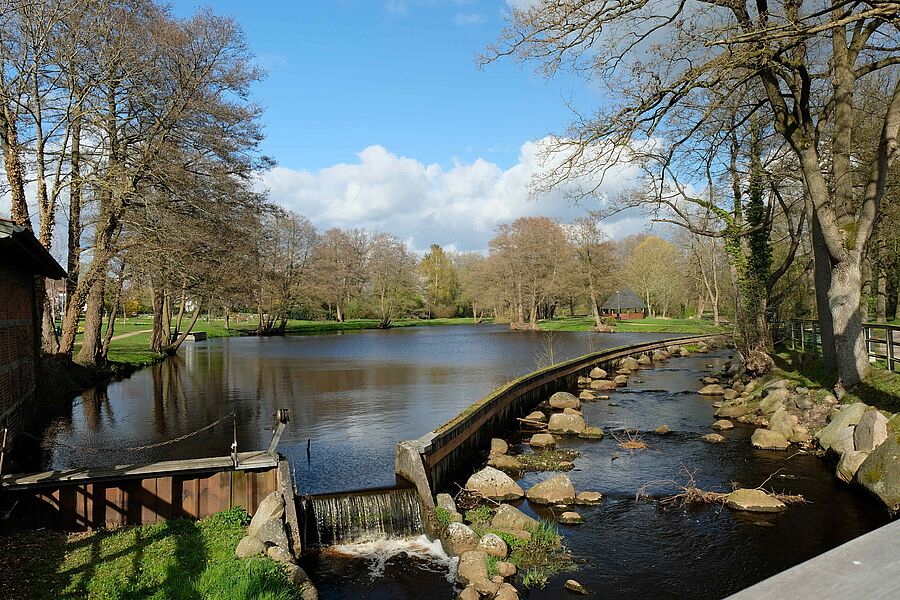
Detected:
left=790, top=320, right=796, bottom=350
left=800, top=322, right=806, bottom=352
left=887, top=326, right=895, bottom=372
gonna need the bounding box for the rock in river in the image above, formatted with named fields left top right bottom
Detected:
left=702, top=433, right=725, bottom=444
left=490, top=438, right=509, bottom=455
left=836, top=450, right=870, bottom=483
left=854, top=409, right=889, bottom=452
left=465, top=467, right=524, bottom=501
left=751, top=428, right=790, bottom=450
left=492, top=503, right=538, bottom=531
left=547, top=413, right=586, bottom=435
left=817, top=402, right=869, bottom=451
left=456, top=550, right=489, bottom=586
left=712, top=419, right=733, bottom=431
left=526, top=411, right=546, bottom=423
left=564, top=579, right=589, bottom=595
left=857, top=432, right=900, bottom=512
left=549, top=392, right=580, bottom=410
left=589, top=367, right=607, bottom=379
left=526, top=474, right=576, bottom=505
left=575, top=491, right=603, bottom=505
left=530, top=433, right=556, bottom=448
left=478, top=533, right=508, bottom=558
left=725, top=489, right=786, bottom=512
left=558, top=511, right=582, bottom=524
left=698, top=384, right=725, bottom=396
left=488, top=453, right=523, bottom=474
left=590, top=379, right=617, bottom=391
left=443, top=522, right=480, bottom=556
left=578, top=426, right=604, bottom=439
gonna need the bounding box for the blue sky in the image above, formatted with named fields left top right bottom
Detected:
left=171, top=0, right=590, bottom=172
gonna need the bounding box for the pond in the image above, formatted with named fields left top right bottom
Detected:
left=41, top=325, right=677, bottom=494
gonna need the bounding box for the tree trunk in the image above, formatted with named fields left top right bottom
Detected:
left=167, top=302, right=203, bottom=353
left=224, top=306, right=230, bottom=329
left=150, top=284, right=167, bottom=353
left=76, top=276, right=106, bottom=366
left=589, top=281, right=602, bottom=330
left=829, top=259, right=868, bottom=386
left=0, top=104, right=29, bottom=226
left=40, top=283, right=59, bottom=354
left=810, top=213, right=837, bottom=370
left=876, top=265, right=886, bottom=323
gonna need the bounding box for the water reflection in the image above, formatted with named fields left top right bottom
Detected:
left=44, top=326, right=678, bottom=493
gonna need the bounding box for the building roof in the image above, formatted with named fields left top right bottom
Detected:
left=600, top=287, right=647, bottom=311
left=0, top=219, right=66, bottom=279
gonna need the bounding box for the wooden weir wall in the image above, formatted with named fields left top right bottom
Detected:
left=0, top=451, right=283, bottom=532
left=397, top=334, right=724, bottom=504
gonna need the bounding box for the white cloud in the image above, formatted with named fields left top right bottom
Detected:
left=505, top=0, right=541, bottom=10
left=454, top=12, right=485, bottom=26
left=257, top=138, right=646, bottom=253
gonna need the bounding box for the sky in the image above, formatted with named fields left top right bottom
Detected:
left=2, top=1, right=648, bottom=254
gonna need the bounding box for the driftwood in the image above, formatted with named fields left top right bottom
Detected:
left=517, top=417, right=548, bottom=428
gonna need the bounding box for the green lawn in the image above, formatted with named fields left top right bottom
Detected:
left=538, top=316, right=725, bottom=334
left=0, top=508, right=299, bottom=600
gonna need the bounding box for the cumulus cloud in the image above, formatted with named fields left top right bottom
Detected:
left=258, top=138, right=646, bottom=253
left=454, top=12, right=485, bottom=26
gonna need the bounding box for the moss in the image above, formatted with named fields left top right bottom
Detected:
left=862, top=466, right=883, bottom=485
left=515, top=449, right=580, bottom=472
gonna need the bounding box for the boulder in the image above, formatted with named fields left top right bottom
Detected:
left=488, top=453, right=524, bottom=473
left=655, top=424, right=671, bottom=435
left=490, top=438, right=509, bottom=455
left=247, top=491, right=285, bottom=537
left=725, top=488, right=787, bottom=512
left=285, top=564, right=319, bottom=600
left=579, top=390, right=598, bottom=401
left=465, top=467, right=524, bottom=501
left=836, top=450, right=870, bottom=483
left=575, top=491, right=603, bottom=505
left=443, top=522, right=480, bottom=556
left=830, top=426, right=857, bottom=455
left=235, top=535, right=266, bottom=558
left=495, top=528, right=531, bottom=542
left=715, top=404, right=753, bottom=418
left=458, top=586, right=479, bottom=600
left=558, top=511, right=582, bottom=524
left=723, top=389, right=739, bottom=401
left=576, top=376, right=592, bottom=386
left=495, top=583, right=518, bottom=600
left=613, top=374, right=629, bottom=386
left=578, top=426, right=604, bottom=440
left=712, top=419, right=733, bottom=431
left=255, top=516, right=290, bottom=551
left=652, top=350, right=668, bottom=362
left=549, top=392, right=580, bottom=410
left=526, top=474, right=577, bottom=505
left=590, top=379, right=617, bottom=391
left=496, top=561, right=516, bottom=578
left=769, top=407, right=799, bottom=439
left=266, top=545, right=295, bottom=564
left=702, top=376, right=720, bottom=385
left=751, top=428, right=790, bottom=450
left=589, top=367, right=607, bottom=379
left=622, top=356, right=640, bottom=370
left=794, top=396, right=813, bottom=410
left=666, top=345, right=683, bottom=354
left=789, top=426, right=811, bottom=444
left=764, top=379, right=789, bottom=390
left=563, top=407, right=582, bottom=415
left=817, top=402, right=869, bottom=450
left=478, top=533, right=508, bottom=558
left=491, top=503, right=539, bottom=531
left=530, top=433, right=556, bottom=448
left=760, top=389, right=791, bottom=414
left=698, top=384, right=726, bottom=396
left=456, top=550, right=489, bottom=587
left=857, top=433, right=900, bottom=512
left=637, top=353, right=652, bottom=366
left=547, top=413, right=586, bottom=435
left=526, top=411, right=547, bottom=422
left=436, top=493, right=457, bottom=513
left=565, top=579, right=589, bottom=595
left=617, top=367, right=632, bottom=375
left=702, top=433, right=726, bottom=444
left=854, top=409, right=889, bottom=452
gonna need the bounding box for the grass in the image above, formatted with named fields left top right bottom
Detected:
left=0, top=508, right=299, bottom=600
left=773, top=349, right=900, bottom=413
left=516, top=449, right=580, bottom=472
left=537, top=315, right=725, bottom=334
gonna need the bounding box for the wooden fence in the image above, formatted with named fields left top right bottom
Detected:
left=783, top=319, right=900, bottom=372
left=0, top=451, right=281, bottom=532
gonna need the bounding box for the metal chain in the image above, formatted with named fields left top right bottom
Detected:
left=16, top=412, right=235, bottom=454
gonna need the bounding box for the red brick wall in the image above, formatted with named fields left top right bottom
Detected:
left=0, top=265, right=37, bottom=434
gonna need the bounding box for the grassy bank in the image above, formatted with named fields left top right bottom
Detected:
left=773, top=349, right=900, bottom=414
left=0, top=508, right=298, bottom=600
left=537, top=316, right=724, bottom=334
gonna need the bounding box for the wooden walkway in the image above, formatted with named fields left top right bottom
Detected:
left=726, top=519, right=900, bottom=599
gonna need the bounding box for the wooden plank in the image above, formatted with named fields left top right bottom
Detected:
left=0, top=451, right=278, bottom=490
left=156, top=476, right=173, bottom=520
left=726, top=520, right=900, bottom=600
left=232, top=470, right=250, bottom=512
left=105, top=485, right=123, bottom=528
left=140, top=477, right=157, bottom=524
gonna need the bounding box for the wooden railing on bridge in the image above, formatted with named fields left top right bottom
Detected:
left=782, top=319, right=900, bottom=372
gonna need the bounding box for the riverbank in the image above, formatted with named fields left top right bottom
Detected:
left=537, top=316, right=724, bottom=334
left=0, top=507, right=301, bottom=600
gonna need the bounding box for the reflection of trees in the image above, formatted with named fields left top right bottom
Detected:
left=151, top=356, right=189, bottom=436
left=80, top=385, right=112, bottom=431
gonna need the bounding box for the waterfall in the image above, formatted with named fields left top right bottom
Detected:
left=299, top=486, right=425, bottom=546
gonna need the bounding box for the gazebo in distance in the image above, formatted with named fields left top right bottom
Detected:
left=599, top=287, right=647, bottom=320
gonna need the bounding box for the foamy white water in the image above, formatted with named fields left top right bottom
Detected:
left=329, top=535, right=459, bottom=582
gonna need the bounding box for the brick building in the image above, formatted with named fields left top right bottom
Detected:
left=0, top=219, right=66, bottom=438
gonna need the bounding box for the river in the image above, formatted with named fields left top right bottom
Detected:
left=41, top=325, right=675, bottom=494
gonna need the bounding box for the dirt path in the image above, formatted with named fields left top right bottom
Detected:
left=109, top=329, right=152, bottom=341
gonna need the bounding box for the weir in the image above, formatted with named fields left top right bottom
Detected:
left=297, top=485, right=425, bottom=546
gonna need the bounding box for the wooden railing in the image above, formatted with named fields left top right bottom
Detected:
left=782, top=319, right=900, bottom=372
